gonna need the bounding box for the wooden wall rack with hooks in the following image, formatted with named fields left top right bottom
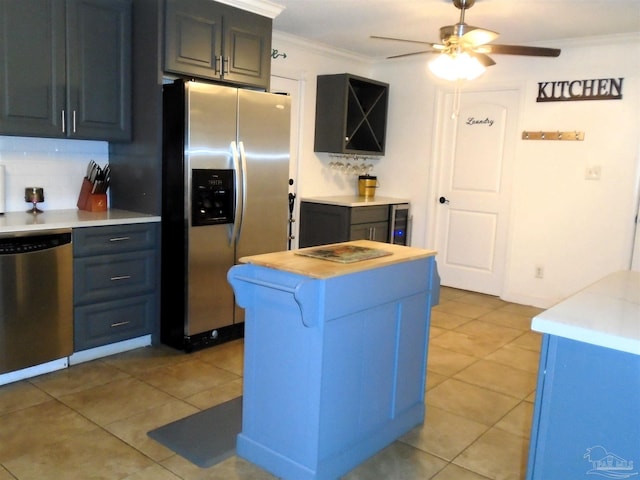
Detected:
left=521, top=131, right=585, bottom=141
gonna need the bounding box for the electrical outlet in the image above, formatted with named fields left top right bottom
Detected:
left=535, top=266, right=544, bottom=278
left=585, top=166, right=602, bottom=180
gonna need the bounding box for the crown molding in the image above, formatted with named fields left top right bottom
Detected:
left=533, top=32, right=640, bottom=49
left=213, top=0, right=284, bottom=19
left=272, top=31, right=374, bottom=64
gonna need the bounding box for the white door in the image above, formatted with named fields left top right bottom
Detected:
left=271, top=75, right=302, bottom=249
left=434, top=89, right=519, bottom=295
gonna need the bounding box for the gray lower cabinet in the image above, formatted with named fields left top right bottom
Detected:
left=165, top=0, right=272, bottom=90
left=73, top=223, right=159, bottom=351
left=0, top=0, right=132, bottom=141
left=299, top=202, right=390, bottom=248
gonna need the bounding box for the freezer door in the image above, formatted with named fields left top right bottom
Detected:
left=185, top=81, right=237, bottom=171
left=236, top=90, right=291, bottom=261
left=185, top=82, right=238, bottom=335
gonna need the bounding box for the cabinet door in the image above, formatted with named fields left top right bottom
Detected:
left=165, top=0, right=271, bottom=89
left=350, top=222, right=389, bottom=242
left=222, top=7, right=271, bottom=89
left=299, top=202, right=350, bottom=248
left=0, top=0, right=66, bottom=137
left=66, top=0, right=132, bottom=141
left=164, top=0, right=224, bottom=81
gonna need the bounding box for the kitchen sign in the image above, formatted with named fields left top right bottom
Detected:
left=537, top=77, right=624, bottom=102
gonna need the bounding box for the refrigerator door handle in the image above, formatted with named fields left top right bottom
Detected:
left=230, top=141, right=242, bottom=246
left=238, top=141, right=248, bottom=240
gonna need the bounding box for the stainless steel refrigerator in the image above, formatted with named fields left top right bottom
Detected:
left=161, top=79, right=291, bottom=351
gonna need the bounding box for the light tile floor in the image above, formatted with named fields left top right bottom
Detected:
left=0, top=287, right=543, bottom=480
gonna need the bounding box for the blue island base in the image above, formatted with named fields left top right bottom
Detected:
left=228, top=252, right=437, bottom=480
left=237, top=402, right=425, bottom=480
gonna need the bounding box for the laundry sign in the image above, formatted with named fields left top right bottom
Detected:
left=465, top=117, right=494, bottom=127
left=453, top=103, right=507, bottom=191
left=537, top=77, right=624, bottom=102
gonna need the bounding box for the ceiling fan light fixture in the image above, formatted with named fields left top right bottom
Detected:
left=428, top=51, right=486, bottom=81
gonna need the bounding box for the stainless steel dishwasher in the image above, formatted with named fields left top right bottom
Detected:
left=0, top=229, right=73, bottom=374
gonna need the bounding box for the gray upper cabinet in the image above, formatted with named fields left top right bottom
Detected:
left=314, top=74, right=389, bottom=155
left=67, top=0, right=132, bottom=141
left=165, top=0, right=272, bottom=90
left=0, top=0, right=132, bottom=141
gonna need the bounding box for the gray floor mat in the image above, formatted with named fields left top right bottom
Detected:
left=148, top=396, right=242, bottom=468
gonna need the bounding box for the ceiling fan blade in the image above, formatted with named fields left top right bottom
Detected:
left=386, top=50, right=436, bottom=59
left=370, top=35, right=437, bottom=47
left=461, top=26, right=499, bottom=46
left=470, top=52, right=496, bottom=67
left=481, top=44, right=561, bottom=57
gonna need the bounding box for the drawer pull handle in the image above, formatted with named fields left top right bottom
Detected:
left=111, top=321, right=130, bottom=328
left=110, top=275, right=131, bottom=281
left=109, top=236, right=131, bottom=242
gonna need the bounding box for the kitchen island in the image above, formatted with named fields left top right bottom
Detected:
left=526, top=270, right=640, bottom=479
left=228, top=240, right=438, bottom=480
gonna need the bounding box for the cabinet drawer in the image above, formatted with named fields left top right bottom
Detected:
left=351, top=205, right=389, bottom=224
left=73, top=223, right=159, bottom=257
left=74, top=294, right=155, bottom=351
left=74, top=250, right=157, bottom=304
left=350, top=222, right=389, bottom=242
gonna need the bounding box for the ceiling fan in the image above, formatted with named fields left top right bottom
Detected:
left=371, top=0, right=560, bottom=79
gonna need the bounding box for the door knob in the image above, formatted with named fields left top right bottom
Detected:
left=439, top=196, right=450, bottom=205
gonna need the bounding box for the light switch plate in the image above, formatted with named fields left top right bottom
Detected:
left=585, top=166, right=602, bottom=180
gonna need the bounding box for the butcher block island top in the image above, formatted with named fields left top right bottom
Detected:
left=238, top=240, right=436, bottom=279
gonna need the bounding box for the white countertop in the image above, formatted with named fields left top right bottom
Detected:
left=531, top=270, right=640, bottom=355
left=301, top=195, right=409, bottom=207
left=0, top=208, right=160, bottom=234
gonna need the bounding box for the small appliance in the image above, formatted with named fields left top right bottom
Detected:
left=390, top=203, right=410, bottom=245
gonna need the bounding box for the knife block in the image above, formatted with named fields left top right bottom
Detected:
left=77, top=178, right=107, bottom=212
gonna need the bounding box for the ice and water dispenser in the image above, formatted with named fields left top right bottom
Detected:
left=191, top=169, right=234, bottom=226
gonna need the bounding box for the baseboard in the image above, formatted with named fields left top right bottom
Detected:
left=69, top=335, right=152, bottom=365
left=0, top=358, right=68, bottom=387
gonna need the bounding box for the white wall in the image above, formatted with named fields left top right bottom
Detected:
left=499, top=37, right=640, bottom=306
left=0, top=136, right=108, bottom=212
left=271, top=33, right=375, bottom=201
left=274, top=31, right=640, bottom=307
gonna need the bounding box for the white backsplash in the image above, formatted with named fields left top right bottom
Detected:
left=0, top=136, right=109, bottom=213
